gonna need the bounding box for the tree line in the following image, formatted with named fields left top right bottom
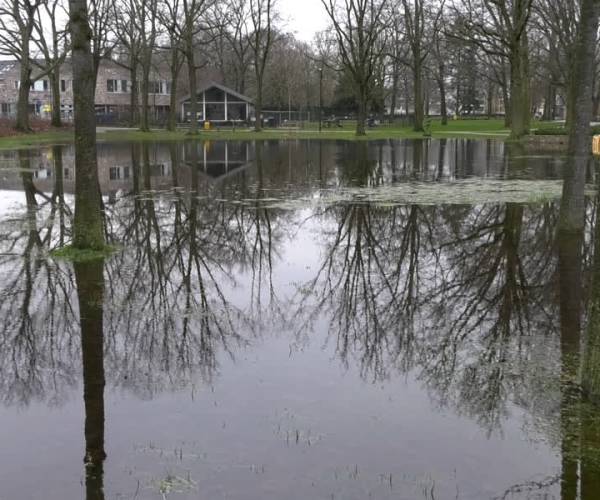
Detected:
left=0, top=0, right=316, bottom=132
left=2, top=0, right=599, bottom=139
left=322, top=0, right=600, bottom=137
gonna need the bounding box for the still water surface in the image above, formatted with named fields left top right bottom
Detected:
left=0, top=139, right=599, bottom=499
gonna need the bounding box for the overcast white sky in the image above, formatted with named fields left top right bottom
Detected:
left=279, top=0, right=329, bottom=43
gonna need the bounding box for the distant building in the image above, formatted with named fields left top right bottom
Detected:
left=179, top=82, right=254, bottom=124
left=0, top=60, right=171, bottom=122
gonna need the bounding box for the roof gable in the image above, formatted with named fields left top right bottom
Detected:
left=179, top=81, right=253, bottom=104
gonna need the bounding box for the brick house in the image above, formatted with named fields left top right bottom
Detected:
left=0, top=59, right=171, bottom=122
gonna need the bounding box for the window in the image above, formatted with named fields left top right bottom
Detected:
left=206, top=103, right=225, bottom=121
left=109, top=166, right=131, bottom=180
left=31, top=80, right=48, bottom=92
left=34, top=169, right=52, bottom=179
left=150, top=164, right=170, bottom=177
left=107, top=79, right=118, bottom=93
left=14, top=81, right=19, bottom=90
left=60, top=80, right=71, bottom=92
left=121, top=80, right=128, bottom=92
left=228, top=103, right=247, bottom=121
left=205, top=87, right=225, bottom=102
left=148, top=80, right=169, bottom=95
left=1, top=103, right=11, bottom=115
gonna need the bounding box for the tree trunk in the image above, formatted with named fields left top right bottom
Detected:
left=16, top=62, right=32, bottom=132
left=501, top=82, right=511, bottom=128
left=50, top=71, right=62, bottom=127
left=559, top=0, right=599, bottom=276
left=69, top=0, right=105, bottom=250
left=542, top=82, right=556, bottom=121
left=575, top=0, right=600, bottom=402
left=390, top=62, right=399, bottom=119
left=565, top=76, right=577, bottom=131
left=130, top=64, right=139, bottom=128
left=486, top=80, right=494, bottom=118
left=167, top=49, right=180, bottom=132
left=508, top=34, right=531, bottom=139
left=187, top=46, right=198, bottom=135
left=438, top=65, right=447, bottom=126
left=254, top=79, right=263, bottom=132
left=140, top=62, right=150, bottom=132
left=413, top=62, right=424, bottom=132
left=356, top=86, right=367, bottom=136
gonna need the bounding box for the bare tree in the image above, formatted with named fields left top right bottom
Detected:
left=89, top=0, right=115, bottom=83
left=33, top=0, right=70, bottom=128
left=533, top=0, right=579, bottom=126
left=158, top=0, right=185, bottom=131
left=179, top=0, right=213, bottom=134
left=401, top=0, right=444, bottom=131
left=0, top=0, right=45, bottom=131
left=113, top=0, right=143, bottom=127
left=136, top=0, right=160, bottom=131
left=451, top=0, right=534, bottom=139
left=322, top=0, right=389, bottom=136
left=248, top=0, right=276, bottom=132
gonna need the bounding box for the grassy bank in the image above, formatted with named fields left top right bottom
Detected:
left=0, top=118, right=516, bottom=149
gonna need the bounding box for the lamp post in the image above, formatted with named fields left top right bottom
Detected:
left=318, top=67, right=323, bottom=133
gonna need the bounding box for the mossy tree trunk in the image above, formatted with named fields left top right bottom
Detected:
left=69, top=0, right=105, bottom=250
left=559, top=0, right=600, bottom=234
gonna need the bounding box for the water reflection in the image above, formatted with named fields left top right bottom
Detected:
left=1, top=138, right=600, bottom=499
left=76, top=259, right=106, bottom=500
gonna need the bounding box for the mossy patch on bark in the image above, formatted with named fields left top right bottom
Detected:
left=50, top=245, right=121, bottom=262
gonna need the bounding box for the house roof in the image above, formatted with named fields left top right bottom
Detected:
left=179, top=81, right=254, bottom=105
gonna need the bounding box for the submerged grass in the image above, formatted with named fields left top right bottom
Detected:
left=50, top=244, right=121, bottom=262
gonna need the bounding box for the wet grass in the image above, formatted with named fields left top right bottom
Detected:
left=100, top=119, right=512, bottom=142
left=0, top=130, right=76, bottom=150
left=0, top=119, right=517, bottom=150
left=50, top=244, right=121, bottom=262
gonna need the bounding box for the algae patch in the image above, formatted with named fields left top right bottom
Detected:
left=233, top=180, right=596, bottom=210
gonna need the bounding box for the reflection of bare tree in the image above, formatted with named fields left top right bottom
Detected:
left=75, top=259, right=106, bottom=500
left=0, top=150, right=78, bottom=407
left=295, top=202, right=434, bottom=380
left=0, top=141, right=289, bottom=405
left=421, top=203, right=558, bottom=429
left=99, top=142, right=286, bottom=397
left=296, top=199, right=560, bottom=434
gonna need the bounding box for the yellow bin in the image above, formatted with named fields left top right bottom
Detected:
left=593, top=135, right=600, bottom=155
left=204, top=121, right=211, bottom=131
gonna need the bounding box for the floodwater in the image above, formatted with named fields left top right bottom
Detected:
left=0, top=138, right=599, bottom=500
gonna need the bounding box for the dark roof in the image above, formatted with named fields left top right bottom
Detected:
left=179, top=81, right=253, bottom=105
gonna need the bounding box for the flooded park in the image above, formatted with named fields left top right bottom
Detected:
left=0, top=138, right=599, bottom=499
